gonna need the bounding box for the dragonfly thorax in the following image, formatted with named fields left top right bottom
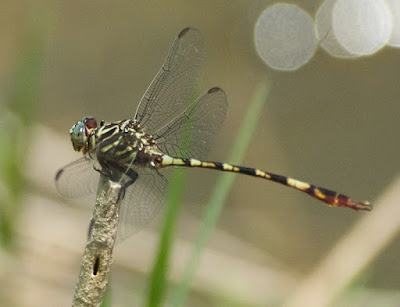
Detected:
left=92, top=119, right=162, bottom=168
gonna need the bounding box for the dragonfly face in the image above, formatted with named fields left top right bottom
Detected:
left=70, top=116, right=98, bottom=153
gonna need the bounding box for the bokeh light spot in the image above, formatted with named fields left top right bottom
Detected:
left=332, top=0, right=392, bottom=56
left=254, top=4, right=317, bottom=71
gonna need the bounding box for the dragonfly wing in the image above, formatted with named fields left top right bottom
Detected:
left=55, top=155, right=100, bottom=199
left=134, top=27, right=204, bottom=134
left=153, top=87, right=227, bottom=160
left=116, top=165, right=168, bottom=242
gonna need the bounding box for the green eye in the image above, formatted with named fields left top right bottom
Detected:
left=70, top=121, right=87, bottom=151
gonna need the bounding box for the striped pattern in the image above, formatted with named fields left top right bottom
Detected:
left=92, top=121, right=142, bottom=164
left=160, top=156, right=372, bottom=211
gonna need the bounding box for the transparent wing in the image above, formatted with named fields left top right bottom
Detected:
left=55, top=155, right=100, bottom=199
left=56, top=157, right=168, bottom=242
left=153, top=87, right=227, bottom=160
left=134, top=27, right=204, bottom=134
left=116, top=165, right=168, bottom=242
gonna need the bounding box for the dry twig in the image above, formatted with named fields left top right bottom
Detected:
left=72, top=175, right=121, bottom=306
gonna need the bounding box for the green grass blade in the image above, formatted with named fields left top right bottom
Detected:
left=0, top=4, right=46, bottom=248
left=100, top=282, right=112, bottom=307
left=145, top=169, right=186, bottom=307
left=170, top=82, right=272, bottom=306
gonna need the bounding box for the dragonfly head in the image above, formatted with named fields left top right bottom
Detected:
left=70, top=116, right=98, bottom=153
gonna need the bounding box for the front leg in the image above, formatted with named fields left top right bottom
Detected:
left=96, top=157, right=138, bottom=198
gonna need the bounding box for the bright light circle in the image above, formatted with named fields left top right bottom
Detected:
left=386, top=0, right=400, bottom=47
left=315, top=0, right=358, bottom=58
left=254, top=4, right=317, bottom=71
left=332, top=0, right=392, bottom=55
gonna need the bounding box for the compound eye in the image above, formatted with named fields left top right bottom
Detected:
left=84, top=116, right=98, bottom=129
left=70, top=122, right=87, bottom=151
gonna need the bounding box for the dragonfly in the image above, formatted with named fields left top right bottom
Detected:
left=55, top=27, right=371, bottom=241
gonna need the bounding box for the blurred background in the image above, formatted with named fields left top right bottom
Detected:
left=1, top=0, right=400, bottom=306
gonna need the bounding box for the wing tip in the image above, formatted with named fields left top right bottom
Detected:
left=179, top=27, right=192, bottom=38
left=178, top=27, right=200, bottom=38
left=55, top=168, right=64, bottom=181
left=208, top=87, right=224, bottom=94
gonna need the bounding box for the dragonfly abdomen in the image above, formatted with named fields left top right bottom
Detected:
left=160, top=155, right=371, bottom=211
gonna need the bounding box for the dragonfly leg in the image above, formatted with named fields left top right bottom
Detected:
left=94, top=158, right=139, bottom=211
left=117, top=168, right=139, bottom=204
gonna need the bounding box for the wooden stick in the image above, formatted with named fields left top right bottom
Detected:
left=72, top=175, right=121, bottom=306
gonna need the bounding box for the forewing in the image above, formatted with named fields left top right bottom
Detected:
left=153, top=87, right=227, bottom=160
left=55, top=155, right=100, bottom=199
left=134, top=27, right=204, bottom=134
left=116, top=166, right=168, bottom=242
